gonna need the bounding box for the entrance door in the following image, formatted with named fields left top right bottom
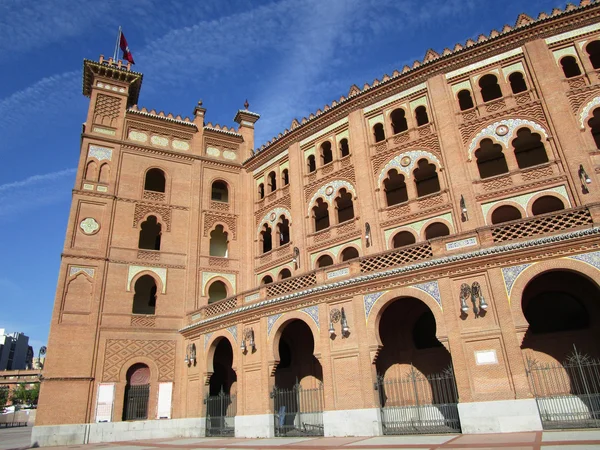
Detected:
left=123, top=363, right=150, bottom=421
left=205, top=388, right=236, bottom=436
left=271, top=382, right=324, bottom=436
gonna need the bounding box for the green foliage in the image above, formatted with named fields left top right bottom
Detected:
left=10, top=383, right=39, bottom=406
left=0, top=386, right=8, bottom=410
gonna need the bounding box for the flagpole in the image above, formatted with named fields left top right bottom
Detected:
left=113, top=26, right=122, bottom=61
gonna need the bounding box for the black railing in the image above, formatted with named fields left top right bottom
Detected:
left=271, top=382, right=324, bottom=437
left=205, top=389, right=236, bottom=437
left=123, top=384, right=149, bottom=421
left=375, top=365, right=461, bottom=435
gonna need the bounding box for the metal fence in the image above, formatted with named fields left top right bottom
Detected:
left=271, top=382, right=324, bottom=436
left=375, top=365, right=461, bottom=435
left=122, top=384, right=149, bottom=421
left=527, top=347, right=600, bottom=429
left=205, top=390, right=236, bottom=437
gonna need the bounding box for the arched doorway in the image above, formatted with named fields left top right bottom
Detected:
left=123, top=363, right=150, bottom=421
left=272, top=319, right=324, bottom=436
left=375, top=297, right=460, bottom=434
left=206, top=338, right=237, bottom=436
left=521, top=270, right=600, bottom=429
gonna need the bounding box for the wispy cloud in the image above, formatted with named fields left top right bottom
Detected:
left=0, top=168, right=76, bottom=219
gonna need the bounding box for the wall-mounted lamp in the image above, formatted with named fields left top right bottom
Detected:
left=184, top=343, right=196, bottom=366
left=460, top=282, right=488, bottom=318
left=292, top=246, right=300, bottom=270
left=329, top=308, right=350, bottom=339
left=240, top=327, right=255, bottom=354
left=460, top=195, right=468, bottom=221
left=460, top=283, right=471, bottom=314
left=365, top=222, right=371, bottom=248
left=579, top=164, right=592, bottom=193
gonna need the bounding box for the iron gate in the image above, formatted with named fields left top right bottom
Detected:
left=527, top=347, right=600, bottom=429
left=205, top=389, right=236, bottom=436
left=375, top=365, right=461, bottom=435
left=271, top=382, right=324, bottom=436
left=123, top=384, right=149, bottom=421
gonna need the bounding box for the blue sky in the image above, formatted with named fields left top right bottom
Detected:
left=0, top=0, right=566, bottom=354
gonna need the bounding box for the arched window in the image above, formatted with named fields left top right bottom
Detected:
left=587, top=41, right=600, bottom=69
left=211, top=181, right=228, bottom=202
left=261, top=275, right=273, bottom=285
left=390, top=109, right=408, bottom=134
left=392, top=231, right=416, bottom=248
left=508, top=72, right=527, bottom=94
left=340, top=139, right=350, bottom=157
left=307, top=155, right=316, bottom=173
left=457, top=90, right=474, bottom=111
left=413, top=159, right=440, bottom=197
left=138, top=216, right=161, bottom=250
left=258, top=183, right=265, bottom=199
left=144, top=168, right=165, bottom=193
left=475, top=138, right=509, bottom=179
left=588, top=108, right=600, bottom=149
left=209, top=225, right=228, bottom=257
left=512, top=128, right=549, bottom=169
left=491, top=205, right=522, bottom=224
left=341, top=247, right=359, bottom=261
left=260, top=223, right=272, bottom=253
left=208, top=280, right=227, bottom=304
left=531, top=196, right=565, bottom=216
left=335, top=188, right=354, bottom=223
left=282, top=169, right=289, bottom=186
left=320, top=141, right=333, bottom=165
left=373, top=123, right=385, bottom=142
left=278, top=268, right=292, bottom=280
left=277, top=215, right=290, bottom=246
left=384, top=169, right=408, bottom=206
left=313, top=198, right=330, bottom=232
left=316, top=255, right=334, bottom=268
left=479, top=74, right=502, bottom=102
left=132, top=275, right=157, bottom=314
left=424, top=222, right=450, bottom=240
left=85, top=161, right=98, bottom=181
left=268, top=171, right=277, bottom=193
left=560, top=56, right=582, bottom=78
left=99, top=164, right=110, bottom=184
left=123, top=363, right=150, bottom=420
left=415, top=106, right=429, bottom=126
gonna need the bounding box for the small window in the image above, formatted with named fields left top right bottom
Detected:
left=138, top=216, right=161, bottom=250
left=260, top=223, right=272, bottom=253
left=384, top=169, right=408, bottom=206
left=211, top=181, right=228, bottom=202
left=560, top=56, right=582, bottom=78
left=340, top=139, right=350, bottom=157
left=282, top=169, right=289, bottom=186
left=390, top=109, right=408, bottom=134
left=321, top=141, right=333, bottom=165
left=132, top=275, right=157, bottom=315
left=340, top=247, right=359, bottom=262
left=144, top=168, right=166, bottom=193
left=208, top=280, right=227, bottom=304
left=307, top=155, right=316, bottom=173
left=509, top=72, right=527, bottom=94
left=531, top=196, right=564, bottom=216
left=373, top=123, right=385, bottom=142
left=85, top=161, right=98, bottom=181
left=261, top=275, right=273, bottom=285
left=424, top=222, right=450, bottom=240
left=316, top=255, right=334, bottom=268
left=268, top=171, right=277, bottom=193
left=415, top=106, right=429, bottom=126
left=99, top=164, right=110, bottom=184
left=587, top=41, right=600, bottom=69
left=479, top=74, right=502, bottom=102
left=413, top=159, right=441, bottom=197
left=457, top=90, right=474, bottom=111
left=258, top=183, right=265, bottom=199
left=392, top=231, right=416, bottom=248
left=278, top=269, right=292, bottom=280
left=209, top=225, right=228, bottom=257
left=512, top=128, right=549, bottom=169
left=588, top=108, right=600, bottom=149
left=335, top=188, right=354, bottom=224
left=277, top=215, right=290, bottom=246
left=313, top=198, right=329, bottom=232
left=475, top=139, right=509, bottom=179
left=491, top=205, right=522, bottom=224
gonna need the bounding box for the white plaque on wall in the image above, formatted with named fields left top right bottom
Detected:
left=95, top=383, right=115, bottom=423
left=475, top=349, right=498, bottom=365
left=157, top=382, right=173, bottom=419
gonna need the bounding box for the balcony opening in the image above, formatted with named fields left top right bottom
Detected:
left=211, top=181, right=229, bottom=202
left=513, top=128, right=549, bottom=169
left=457, top=89, right=474, bottom=111
left=413, top=159, right=441, bottom=197
left=560, top=56, right=582, bottom=78
left=588, top=108, right=600, bottom=149
left=509, top=72, right=527, bottom=94
left=316, top=255, right=334, bottom=268
left=138, top=216, right=161, bottom=250
left=373, top=123, right=385, bottom=142
left=475, top=139, right=509, bottom=179
left=278, top=268, right=292, bottom=280
left=277, top=215, right=290, bottom=246
left=208, top=280, right=227, bottom=304
left=531, top=196, right=564, bottom=216
left=209, top=225, right=228, bottom=257
left=335, top=188, right=354, bottom=224
left=390, top=109, right=408, bottom=134
left=415, top=106, right=429, bottom=126
left=424, top=222, right=450, bottom=240
left=144, top=168, right=166, bottom=193
left=587, top=40, right=600, bottom=69
left=307, top=155, right=316, bottom=173
left=268, top=171, right=277, bottom=193
left=313, top=198, right=330, bottom=232
left=341, top=247, right=359, bottom=262
left=479, top=74, right=502, bottom=102
left=132, top=275, right=157, bottom=315
left=384, top=169, right=408, bottom=206
left=260, top=223, right=272, bottom=253
left=321, top=141, right=333, bottom=165
left=340, top=138, right=350, bottom=157
left=392, top=231, right=416, bottom=249
left=491, top=205, right=522, bottom=224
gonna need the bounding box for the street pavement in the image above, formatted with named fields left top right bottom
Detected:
left=2, top=426, right=600, bottom=450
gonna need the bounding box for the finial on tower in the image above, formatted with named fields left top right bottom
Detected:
left=244, top=99, right=249, bottom=110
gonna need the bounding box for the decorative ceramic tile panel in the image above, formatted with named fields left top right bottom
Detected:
left=257, top=207, right=292, bottom=234
left=151, top=135, right=169, bottom=147
left=69, top=267, right=95, bottom=278
left=223, top=150, right=237, bottom=160
left=128, top=130, right=148, bottom=142
left=206, top=147, right=220, bottom=157
left=378, top=150, right=442, bottom=183
left=568, top=251, right=600, bottom=271
left=364, top=291, right=387, bottom=321
left=88, top=145, right=113, bottom=161
left=204, top=332, right=213, bottom=349
left=202, top=272, right=236, bottom=296
left=80, top=217, right=100, bottom=234
left=127, top=266, right=167, bottom=293
left=267, top=314, right=283, bottom=336
left=580, top=97, right=600, bottom=129
left=227, top=326, right=238, bottom=343
left=301, top=306, right=320, bottom=329
left=446, top=237, right=478, bottom=251
left=171, top=140, right=190, bottom=151
left=413, top=281, right=442, bottom=307
left=327, top=268, right=350, bottom=279
left=308, top=180, right=357, bottom=213
left=468, top=119, right=548, bottom=160
left=501, top=264, right=532, bottom=298
left=244, top=293, right=260, bottom=303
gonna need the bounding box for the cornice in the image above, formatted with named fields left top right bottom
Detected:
left=115, top=196, right=189, bottom=211
left=121, top=143, right=196, bottom=162
left=126, top=108, right=197, bottom=128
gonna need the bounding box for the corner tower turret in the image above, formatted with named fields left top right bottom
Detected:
left=234, top=101, right=260, bottom=159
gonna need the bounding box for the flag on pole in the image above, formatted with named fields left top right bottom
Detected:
left=119, top=31, right=135, bottom=64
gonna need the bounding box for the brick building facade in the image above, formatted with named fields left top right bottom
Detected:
left=33, top=2, right=600, bottom=445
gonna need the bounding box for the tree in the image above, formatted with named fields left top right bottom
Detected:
left=0, top=386, right=8, bottom=411
left=10, top=383, right=39, bottom=407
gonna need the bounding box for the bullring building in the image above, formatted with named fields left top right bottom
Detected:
left=33, top=2, right=600, bottom=445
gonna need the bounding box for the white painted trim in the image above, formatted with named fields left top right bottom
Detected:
left=445, top=48, right=523, bottom=79
left=253, top=149, right=289, bottom=175
left=234, top=414, right=275, bottom=438
left=545, top=22, right=600, bottom=44
left=323, top=408, right=383, bottom=437
left=458, top=399, right=542, bottom=433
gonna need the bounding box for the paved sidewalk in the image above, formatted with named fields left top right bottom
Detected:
left=4, top=428, right=600, bottom=450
